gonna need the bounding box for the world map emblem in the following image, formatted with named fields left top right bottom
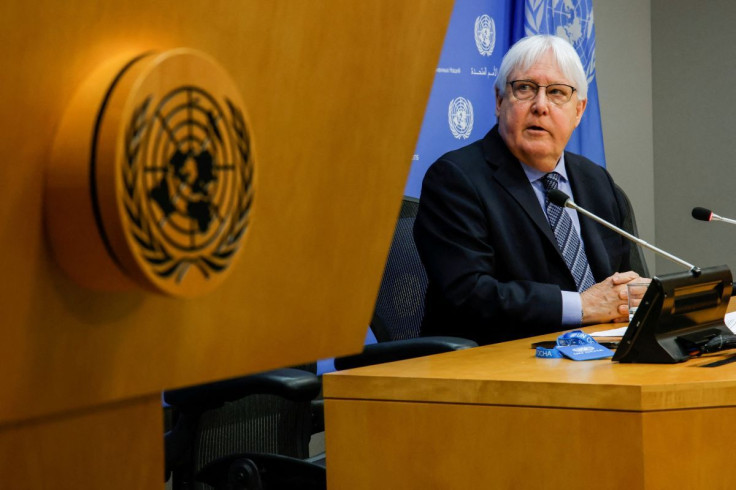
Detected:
left=474, top=14, right=496, bottom=57
left=524, top=0, right=597, bottom=83
left=125, top=87, right=252, bottom=290
left=46, top=49, right=255, bottom=297
left=448, top=97, right=474, bottom=140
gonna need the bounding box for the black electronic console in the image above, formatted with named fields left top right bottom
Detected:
left=612, top=265, right=733, bottom=363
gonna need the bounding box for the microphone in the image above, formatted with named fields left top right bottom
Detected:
left=692, top=207, right=713, bottom=222
left=691, top=206, right=736, bottom=226
left=548, top=189, right=701, bottom=276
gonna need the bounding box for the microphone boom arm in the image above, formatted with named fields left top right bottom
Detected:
left=565, top=201, right=701, bottom=275
left=713, top=214, right=736, bottom=226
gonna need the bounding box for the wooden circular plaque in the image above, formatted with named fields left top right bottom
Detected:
left=46, top=49, right=255, bottom=297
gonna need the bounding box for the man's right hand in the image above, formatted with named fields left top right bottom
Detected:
left=581, top=271, right=643, bottom=325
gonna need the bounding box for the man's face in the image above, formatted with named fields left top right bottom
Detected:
left=495, top=50, right=587, bottom=172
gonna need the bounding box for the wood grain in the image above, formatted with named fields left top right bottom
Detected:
left=325, top=311, right=736, bottom=411
left=325, top=300, right=736, bottom=488
left=0, top=395, right=163, bottom=490
left=0, top=0, right=453, bottom=487
left=326, top=399, right=736, bottom=489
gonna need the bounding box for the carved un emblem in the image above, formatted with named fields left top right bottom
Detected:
left=474, top=14, right=496, bottom=57
left=448, top=97, right=474, bottom=140
left=46, top=49, right=256, bottom=297
left=126, top=88, right=252, bottom=287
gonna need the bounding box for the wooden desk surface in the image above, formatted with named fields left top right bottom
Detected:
left=324, top=322, right=736, bottom=412
left=325, top=300, right=736, bottom=489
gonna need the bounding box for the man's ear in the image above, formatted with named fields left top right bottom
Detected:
left=495, top=87, right=502, bottom=118
left=574, top=98, right=588, bottom=127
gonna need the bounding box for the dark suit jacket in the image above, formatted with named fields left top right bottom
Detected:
left=414, top=126, right=631, bottom=345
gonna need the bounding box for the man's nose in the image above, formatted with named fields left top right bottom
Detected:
left=531, top=88, right=550, bottom=114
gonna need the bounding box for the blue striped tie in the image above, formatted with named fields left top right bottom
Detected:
left=542, top=172, right=596, bottom=292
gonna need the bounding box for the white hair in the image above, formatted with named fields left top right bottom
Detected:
left=494, top=35, right=588, bottom=101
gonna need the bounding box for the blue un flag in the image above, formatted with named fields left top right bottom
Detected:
left=406, top=0, right=606, bottom=198
left=518, top=0, right=606, bottom=166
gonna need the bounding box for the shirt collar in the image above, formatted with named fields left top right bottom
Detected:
left=519, top=154, right=569, bottom=185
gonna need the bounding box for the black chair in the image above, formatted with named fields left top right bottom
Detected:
left=164, top=367, right=325, bottom=490
left=615, top=184, right=650, bottom=277
left=196, top=453, right=326, bottom=490
left=335, top=196, right=477, bottom=371
left=164, top=196, right=476, bottom=489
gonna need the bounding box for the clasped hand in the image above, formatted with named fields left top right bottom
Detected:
left=581, top=271, right=650, bottom=324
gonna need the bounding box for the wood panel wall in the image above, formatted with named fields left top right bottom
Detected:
left=0, top=1, right=453, bottom=487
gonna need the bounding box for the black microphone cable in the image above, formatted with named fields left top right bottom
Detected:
left=691, top=334, right=736, bottom=355
left=702, top=334, right=736, bottom=353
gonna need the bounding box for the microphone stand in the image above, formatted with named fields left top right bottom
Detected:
left=555, top=193, right=701, bottom=276
left=712, top=214, right=736, bottom=226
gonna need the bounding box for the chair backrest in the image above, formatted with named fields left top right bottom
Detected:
left=165, top=365, right=320, bottom=490
left=615, top=184, right=650, bottom=278
left=192, top=395, right=313, bottom=476
left=370, top=196, right=428, bottom=342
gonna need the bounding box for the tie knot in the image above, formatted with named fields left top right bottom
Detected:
left=542, top=172, right=560, bottom=192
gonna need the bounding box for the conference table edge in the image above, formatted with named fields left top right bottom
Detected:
left=324, top=324, right=736, bottom=412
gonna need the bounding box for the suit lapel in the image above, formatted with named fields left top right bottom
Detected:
left=482, top=129, right=560, bottom=254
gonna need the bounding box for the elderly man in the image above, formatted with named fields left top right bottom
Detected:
left=414, top=34, right=641, bottom=345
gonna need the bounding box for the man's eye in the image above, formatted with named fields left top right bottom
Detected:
left=516, top=83, right=535, bottom=91
left=548, top=85, right=571, bottom=97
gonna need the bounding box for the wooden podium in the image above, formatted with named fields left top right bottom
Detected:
left=0, top=1, right=453, bottom=488
left=325, top=318, right=736, bottom=489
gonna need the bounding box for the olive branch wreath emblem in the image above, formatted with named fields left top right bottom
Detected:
left=122, top=94, right=253, bottom=285
left=524, top=0, right=545, bottom=35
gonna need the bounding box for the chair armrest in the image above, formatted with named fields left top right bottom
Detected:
left=333, top=336, right=477, bottom=371
left=164, top=368, right=321, bottom=411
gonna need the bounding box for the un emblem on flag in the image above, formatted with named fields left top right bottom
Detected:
left=46, top=49, right=255, bottom=297
left=525, top=0, right=596, bottom=83
left=474, top=15, right=496, bottom=56
left=448, top=97, right=474, bottom=140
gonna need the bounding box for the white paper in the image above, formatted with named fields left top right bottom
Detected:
left=590, top=326, right=628, bottom=338
left=725, top=311, right=736, bottom=334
